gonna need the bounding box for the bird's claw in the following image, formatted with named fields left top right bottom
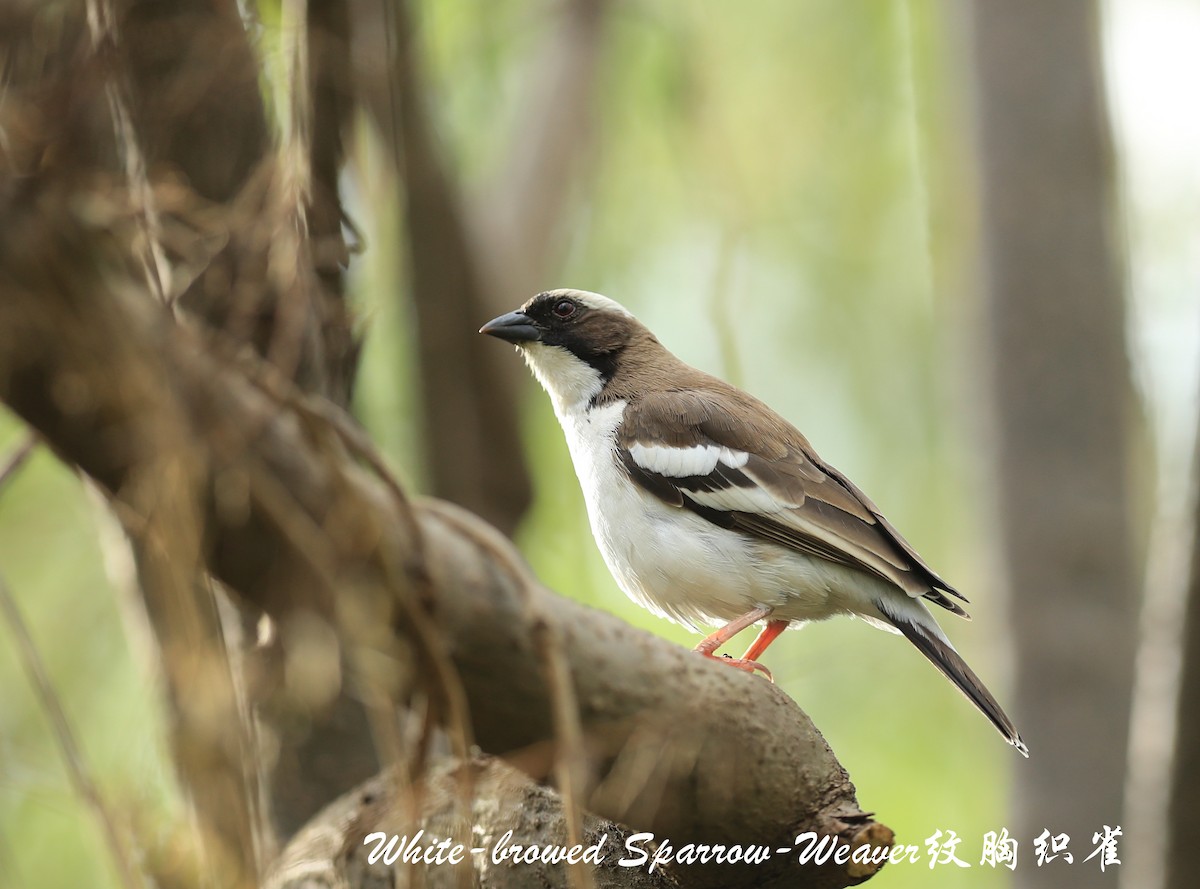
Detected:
left=708, top=652, right=774, bottom=683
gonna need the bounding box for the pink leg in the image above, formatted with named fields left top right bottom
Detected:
left=694, top=606, right=776, bottom=680
left=740, top=619, right=789, bottom=662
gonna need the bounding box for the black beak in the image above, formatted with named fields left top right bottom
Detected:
left=479, top=311, right=541, bottom=344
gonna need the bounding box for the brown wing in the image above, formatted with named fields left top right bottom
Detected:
left=615, top=388, right=968, bottom=615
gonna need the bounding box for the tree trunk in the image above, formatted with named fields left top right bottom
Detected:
left=967, top=2, right=1141, bottom=886
left=1165, top=426, right=1200, bottom=889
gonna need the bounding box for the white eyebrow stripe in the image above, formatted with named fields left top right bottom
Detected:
left=551, top=289, right=635, bottom=318
left=629, top=443, right=720, bottom=478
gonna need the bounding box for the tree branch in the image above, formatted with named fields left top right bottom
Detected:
left=266, top=754, right=679, bottom=889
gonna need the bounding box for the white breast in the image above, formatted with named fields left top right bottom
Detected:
left=554, top=400, right=875, bottom=630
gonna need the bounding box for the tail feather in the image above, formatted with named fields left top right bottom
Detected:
left=878, top=600, right=1028, bottom=757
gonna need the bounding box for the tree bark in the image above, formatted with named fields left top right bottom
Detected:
left=265, top=755, right=683, bottom=889
left=1165, top=426, right=1200, bottom=889
left=967, top=2, right=1141, bottom=886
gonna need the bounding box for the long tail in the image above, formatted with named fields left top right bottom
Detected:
left=876, top=597, right=1028, bottom=757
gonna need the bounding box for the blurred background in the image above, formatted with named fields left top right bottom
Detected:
left=2, top=1, right=1198, bottom=888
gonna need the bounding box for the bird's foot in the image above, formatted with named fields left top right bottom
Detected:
left=697, top=650, right=774, bottom=682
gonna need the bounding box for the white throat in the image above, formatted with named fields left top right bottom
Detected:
left=520, top=342, right=605, bottom=417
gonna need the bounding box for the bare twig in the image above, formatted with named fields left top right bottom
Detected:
left=123, top=447, right=261, bottom=889
left=0, top=576, right=145, bottom=889
left=419, top=498, right=592, bottom=889
left=182, top=325, right=473, bottom=882
left=207, top=330, right=480, bottom=775
left=226, top=349, right=481, bottom=888
left=532, top=618, right=596, bottom=889
left=84, top=0, right=170, bottom=305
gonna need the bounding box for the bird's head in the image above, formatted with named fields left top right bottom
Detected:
left=480, top=289, right=646, bottom=413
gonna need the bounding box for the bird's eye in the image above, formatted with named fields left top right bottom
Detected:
left=552, top=299, right=577, bottom=320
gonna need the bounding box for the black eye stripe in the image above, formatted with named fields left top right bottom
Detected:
left=523, top=294, right=583, bottom=324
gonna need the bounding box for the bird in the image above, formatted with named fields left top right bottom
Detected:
left=480, top=288, right=1027, bottom=756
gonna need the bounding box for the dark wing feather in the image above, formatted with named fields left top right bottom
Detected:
left=616, top=388, right=968, bottom=615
